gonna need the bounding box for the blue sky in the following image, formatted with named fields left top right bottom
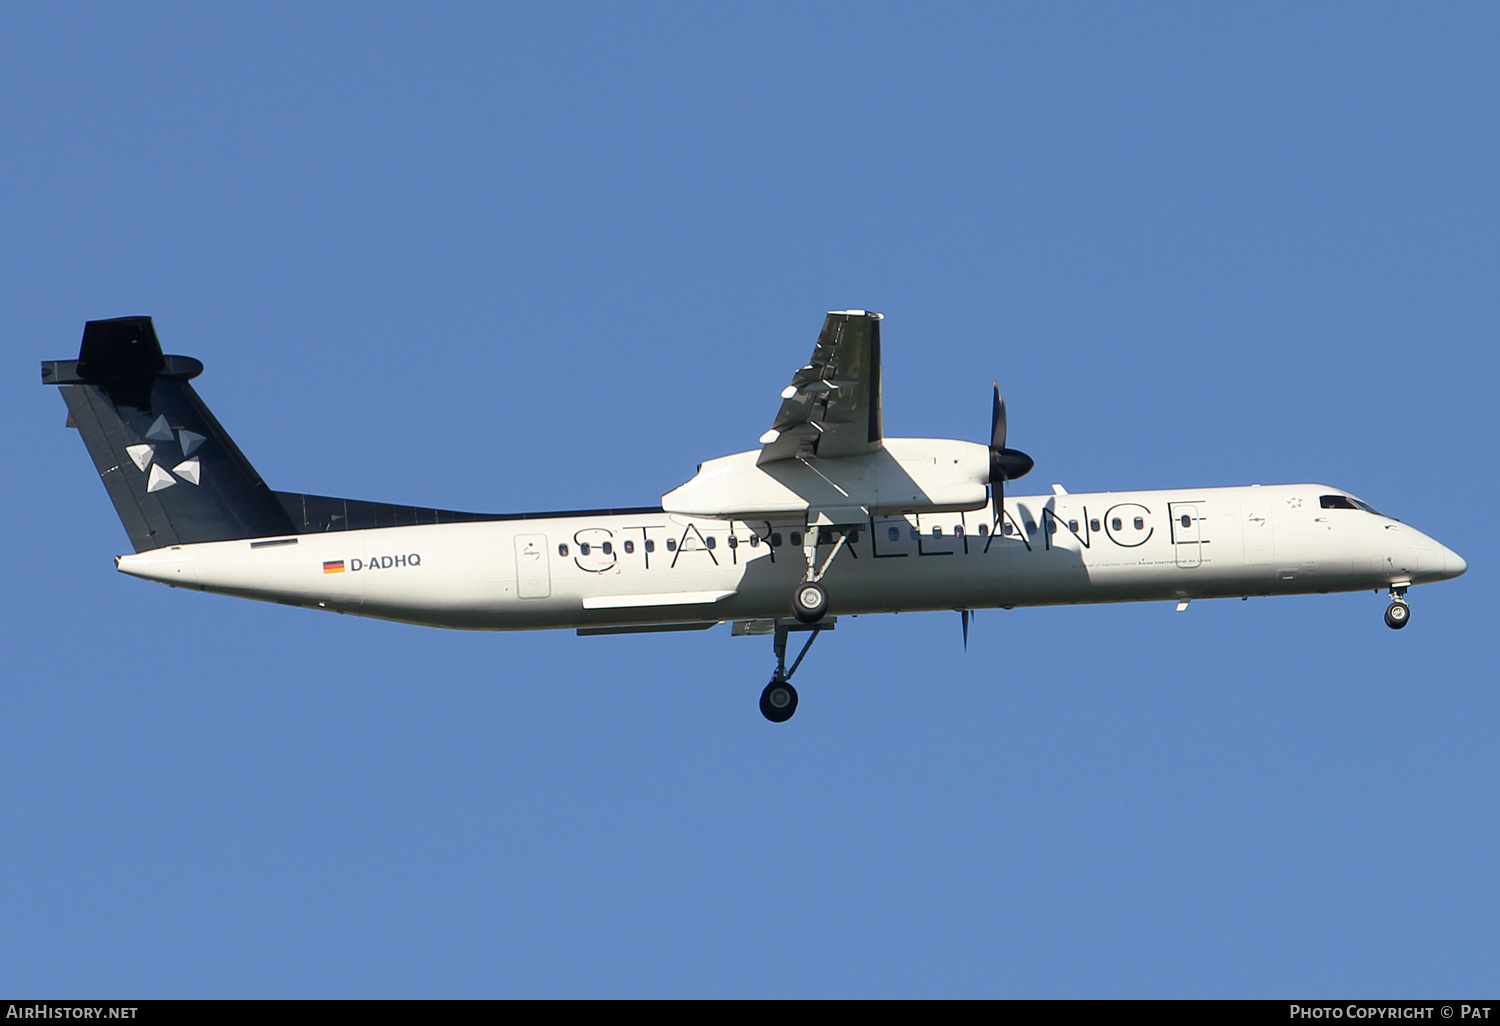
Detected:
left=2, top=4, right=1495, bottom=997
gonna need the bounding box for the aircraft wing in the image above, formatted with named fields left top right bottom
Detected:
left=757, top=310, right=884, bottom=465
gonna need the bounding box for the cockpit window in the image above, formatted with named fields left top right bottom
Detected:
left=1321, top=494, right=1384, bottom=516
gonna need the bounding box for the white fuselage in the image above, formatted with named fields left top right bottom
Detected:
left=116, top=482, right=1466, bottom=631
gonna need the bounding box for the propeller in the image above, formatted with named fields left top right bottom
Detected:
left=988, top=383, right=1034, bottom=509
left=962, top=387, right=1035, bottom=654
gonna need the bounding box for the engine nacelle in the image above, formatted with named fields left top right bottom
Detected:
left=662, top=438, right=991, bottom=522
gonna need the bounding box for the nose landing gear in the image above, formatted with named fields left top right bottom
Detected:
left=1385, top=585, right=1410, bottom=630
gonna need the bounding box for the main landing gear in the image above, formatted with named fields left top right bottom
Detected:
left=757, top=522, right=852, bottom=722
left=1385, top=585, right=1410, bottom=630
left=759, top=619, right=828, bottom=723
left=788, top=524, right=853, bottom=625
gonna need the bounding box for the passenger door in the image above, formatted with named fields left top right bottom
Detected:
left=514, top=533, right=551, bottom=599
left=1169, top=502, right=1203, bottom=569
left=1241, top=500, right=1273, bottom=566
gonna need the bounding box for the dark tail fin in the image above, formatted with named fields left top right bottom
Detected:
left=43, top=316, right=296, bottom=552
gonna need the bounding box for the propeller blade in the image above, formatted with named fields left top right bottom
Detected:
left=986, top=384, right=1031, bottom=521
left=988, top=384, right=1033, bottom=483
left=960, top=609, right=970, bottom=651
left=991, top=383, right=1007, bottom=451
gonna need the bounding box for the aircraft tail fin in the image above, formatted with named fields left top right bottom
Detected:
left=43, top=317, right=296, bottom=552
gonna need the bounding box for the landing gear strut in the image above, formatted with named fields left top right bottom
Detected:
left=759, top=522, right=851, bottom=720
left=788, top=523, right=854, bottom=625
left=1385, top=585, right=1410, bottom=630
left=760, top=620, right=826, bottom=723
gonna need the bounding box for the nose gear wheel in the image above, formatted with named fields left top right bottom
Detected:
left=1384, top=585, right=1410, bottom=630
left=1385, top=601, right=1410, bottom=629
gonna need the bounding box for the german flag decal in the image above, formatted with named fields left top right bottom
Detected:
left=323, top=560, right=345, bottom=574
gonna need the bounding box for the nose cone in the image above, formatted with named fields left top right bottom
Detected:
left=1444, top=544, right=1468, bottom=579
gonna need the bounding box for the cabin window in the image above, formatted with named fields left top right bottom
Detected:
left=1003, top=523, right=1014, bottom=536
left=645, top=539, right=656, bottom=553
left=849, top=529, right=860, bottom=543
left=727, top=536, right=737, bottom=549
left=1046, top=519, right=1057, bottom=534
left=977, top=524, right=988, bottom=536
left=932, top=526, right=942, bottom=537
left=790, top=531, right=802, bottom=546
left=623, top=540, right=634, bottom=554
left=579, top=543, right=591, bottom=555
left=601, top=542, right=612, bottom=555
left=1133, top=517, right=1144, bottom=530
left=748, top=534, right=759, bottom=547
left=771, top=533, right=782, bottom=547
left=954, top=525, right=964, bottom=537
left=558, top=543, right=569, bottom=557
left=1024, top=520, right=1036, bottom=532
left=1068, top=520, right=1079, bottom=533
left=705, top=536, right=716, bottom=549
left=1320, top=495, right=1358, bottom=510
left=910, top=527, right=920, bottom=540
left=666, top=538, right=677, bottom=552
left=888, top=527, right=900, bottom=541
left=1180, top=514, right=1192, bottom=528
left=1090, top=519, right=1101, bottom=532
left=1112, top=517, right=1123, bottom=531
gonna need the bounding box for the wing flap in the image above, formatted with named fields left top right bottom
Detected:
left=758, top=311, right=883, bottom=464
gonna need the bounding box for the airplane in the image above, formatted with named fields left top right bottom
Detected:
left=44, top=311, right=1467, bottom=722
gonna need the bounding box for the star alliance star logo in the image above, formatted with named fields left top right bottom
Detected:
left=1286, top=496, right=1303, bottom=508
left=124, top=414, right=204, bottom=493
